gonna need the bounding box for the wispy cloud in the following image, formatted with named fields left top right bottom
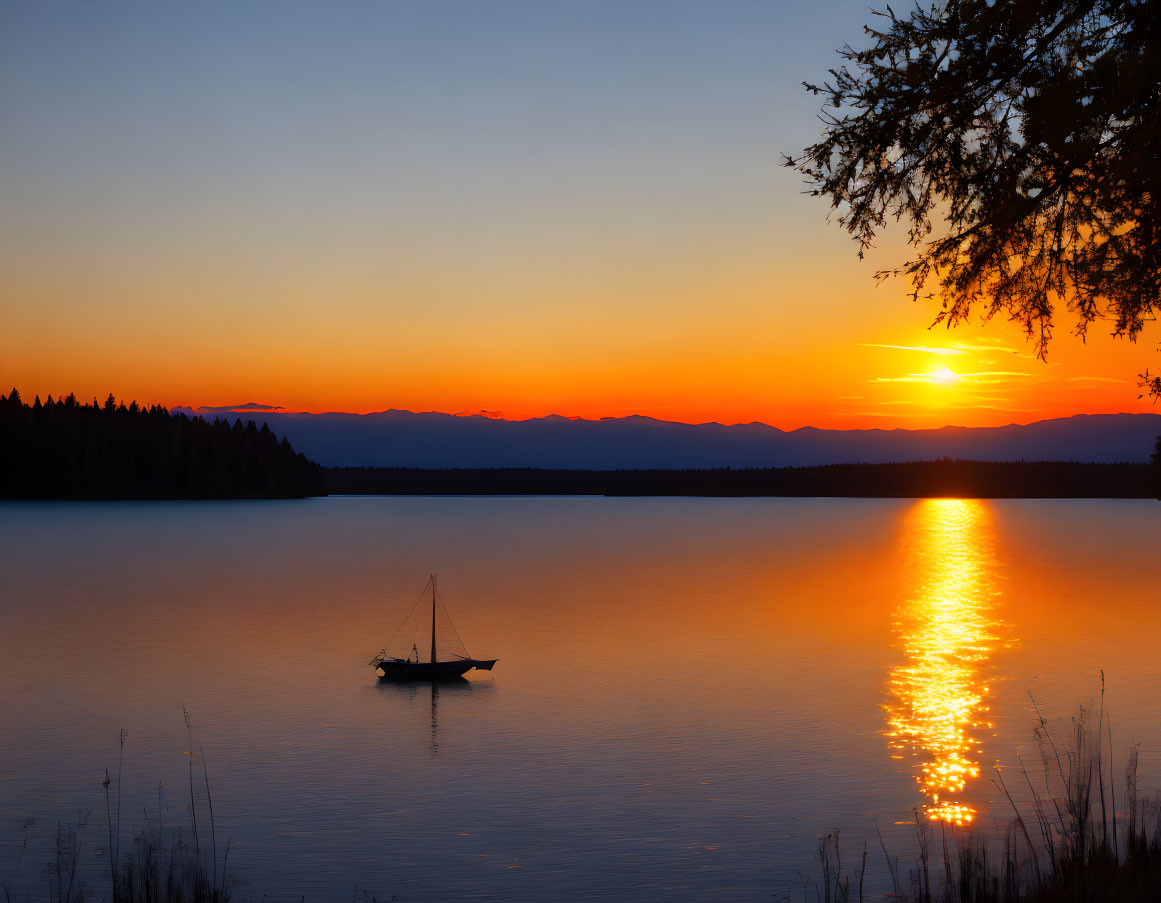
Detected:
left=852, top=410, right=930, bottom=418
left=1065, top=376, right=1128, bottom=384
left=873, top=374, right=947, bottom=383
left=867, top=394, right=1030, bottom=413
left=944, top=402, right=1036, bottom=412
left=859, top=343, right=967, bottom=356
left=196, top=402, right=285, bottom=414
left=950, top=338, right=1013, bottom=350
left=874, top=369, right=1036, bottom=384
left=959, top=371, right=1036, bottom=382
left=960, top=393, right=1020, bottom=404
left=949, top=339, right=1039, bottom=360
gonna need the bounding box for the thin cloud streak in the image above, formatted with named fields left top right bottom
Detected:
left=196, top=402, right=285, bottom=414
left=873, top=369, right=1037, bottom=384
left=951, top=405, right=1036, bottom=412
left=959, top=371, right=1034, bottom=378
left=859, top=344, right=967, bottom=355
left=851, top=411, right=931, bottom=418
left=949, top=340, right=1039, bottom=360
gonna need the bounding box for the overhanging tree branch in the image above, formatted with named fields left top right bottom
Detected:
left=787, top=0, right=1161, bottom=395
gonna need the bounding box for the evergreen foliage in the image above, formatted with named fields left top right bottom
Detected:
left=0, top=389, right=326, bottom=499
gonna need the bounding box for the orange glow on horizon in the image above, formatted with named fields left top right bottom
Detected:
left=3, top=253, right=1156, bottom=430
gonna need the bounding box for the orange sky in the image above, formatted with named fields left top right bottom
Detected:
left=3, top=203, right=1153, bottom=428
left=1, top=2, right=1157, bottom=430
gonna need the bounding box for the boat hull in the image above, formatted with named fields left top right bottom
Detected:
left=377, top=659, right=475, bottom=681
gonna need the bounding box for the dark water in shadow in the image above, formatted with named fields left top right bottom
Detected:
left=1, top=497, right=1158, bottom=900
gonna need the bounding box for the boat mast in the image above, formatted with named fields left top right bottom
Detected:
left=430, top=574, right=437, bottom=664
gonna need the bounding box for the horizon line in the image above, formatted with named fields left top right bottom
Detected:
left=169, top=405, right=1157, bottom=433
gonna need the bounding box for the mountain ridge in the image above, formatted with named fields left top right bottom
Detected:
left=169, top=408, right=1161, bottom=469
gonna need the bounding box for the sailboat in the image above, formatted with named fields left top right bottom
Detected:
left=369, top=575, right=498, bottom=680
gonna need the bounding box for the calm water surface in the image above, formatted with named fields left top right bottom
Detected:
left=1, top=497, right=1159, bottom=900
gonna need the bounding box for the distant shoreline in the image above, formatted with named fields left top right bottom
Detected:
left=323, top=460, right=1158, bottom=499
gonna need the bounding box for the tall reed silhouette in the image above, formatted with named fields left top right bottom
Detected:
left=806, top=696, right=1161, bottom=903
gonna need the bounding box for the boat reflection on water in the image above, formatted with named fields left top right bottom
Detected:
left=885, top=499, right=1004, bottom=826
left=378, top=677, right=482, bottom=755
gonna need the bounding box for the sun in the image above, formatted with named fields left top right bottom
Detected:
left=933, top=366, right=960, bottom=385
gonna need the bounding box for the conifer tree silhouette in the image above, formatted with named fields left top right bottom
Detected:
left=0, top=392, right=326, bottom=499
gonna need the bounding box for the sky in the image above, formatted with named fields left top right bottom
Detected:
left=1, top=0, right=1156, bottom=429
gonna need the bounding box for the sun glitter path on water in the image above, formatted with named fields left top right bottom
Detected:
left=885, top=499, right=1003, bottom=825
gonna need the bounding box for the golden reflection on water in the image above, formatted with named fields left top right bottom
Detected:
left=886, top=499, right=1002, bottom=826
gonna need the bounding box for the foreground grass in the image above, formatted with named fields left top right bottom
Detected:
left=2, top=718, right=234, bottom=903
left=810, top=700, right=1161, bottom=903
left=7, top=700, right=1158, bottom=902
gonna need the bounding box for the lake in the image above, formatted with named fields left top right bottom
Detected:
left=1, top=497, right=1159, bottom=901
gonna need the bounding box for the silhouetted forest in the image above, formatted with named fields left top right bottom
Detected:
left=0, top=389, right=327, bottom=499
left=325, top=459, right=1158, bottom=499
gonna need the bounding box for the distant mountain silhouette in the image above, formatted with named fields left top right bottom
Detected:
left=170, top=409, right=1161, bottom=469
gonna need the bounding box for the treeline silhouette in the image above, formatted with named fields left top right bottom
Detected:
left=325, top=460, right=1158, bottom=499
left=0, top=389, right=327, bottom=499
